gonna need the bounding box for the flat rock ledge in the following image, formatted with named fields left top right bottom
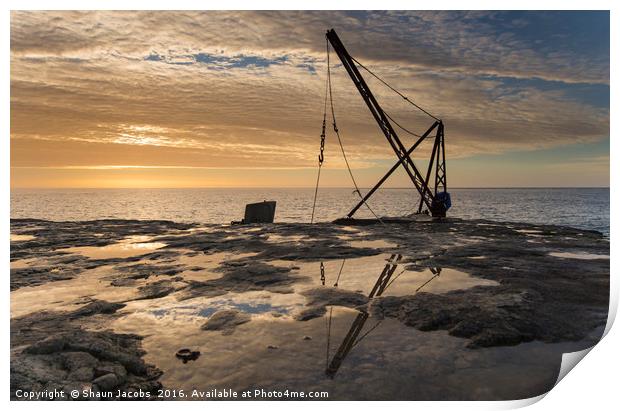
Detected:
left=11, top=300, right=162, bottom=400
left=201, top=309, right=251, bottom=335
left=295, top=287, right=369, bottom=321
left=10, top=217, right=610, bottom=392
left=371, top=286, right=607, bottom=348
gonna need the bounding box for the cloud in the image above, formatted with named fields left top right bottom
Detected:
left=10, top=10, right=609, bottom=173
left=11, top=11, right=609, bottom=83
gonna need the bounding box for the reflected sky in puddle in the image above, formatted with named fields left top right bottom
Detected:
left=153, top=250, right=258, bottom=282
left=9, top=249, right=262, bottom=318
left=10, top=234, right=36, bottom=242
left=265, top=234, right=308, bottom=243
left=383, top=266, right=498, bottom=296
left=105, top=252, right=532, bottom=399
left=62, top=235, right=166, bottom=259
left=285, top=254, right=498, bottom=297
left=116, top=252, right=498, bottom=334
left=10, top=232, right=598, bottom=400
left=112, top=303, right=597, bottom=400
left=549, top=251, right=609, bottom=260
left=342, top=237, right=399, bottom=249
left=10, top=257, right=39, bottom=269
left=516, top=229, right=543, bottom=234
left=141, top=292, right=294, bottom=321
left=10, top=265, right=137, bottom=317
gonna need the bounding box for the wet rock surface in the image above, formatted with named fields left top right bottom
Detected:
left=10, top=300, right=162, bottom=400
left=175, top=349, right=200, bottom=363
left=10, top=219, right=193, bottom=290
left=10, top=217, right=610, bottom=399
left=109, top=262, right=186, bottom=286
left=364, top=220, right=610, bottom=348
left=178, top=262, right=298, bottom=300
left=201, top=309, right=251, bottom=334
left=154, top=222, right=384, bottom=261
left=69, top=300, right=127, bottom=318
left=296, top=287, right=369, bottom=321
left=371, top=287, right=606, bottom=348
left=10, top=219, right=192, bottom=259
left=135, top=280, right=179, bottom=300
left=11, top=265, right=82, bottom=291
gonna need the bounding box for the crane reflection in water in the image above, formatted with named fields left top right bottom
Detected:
left=321, top=254, right=442, bottom=378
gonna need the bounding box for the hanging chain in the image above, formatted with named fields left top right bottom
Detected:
left=310, top=39, right=332, bottom=224
left=318, top=121, right=326, bottom=165
left=320, top=261, right=325, bottom=285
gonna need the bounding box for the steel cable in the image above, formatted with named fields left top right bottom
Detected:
left=351, top=56, right=440, bottom=122
left=310, top=39, right=331, bottom=224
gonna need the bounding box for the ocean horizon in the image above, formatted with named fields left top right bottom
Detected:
left=11, top=187, right=610, bottom=236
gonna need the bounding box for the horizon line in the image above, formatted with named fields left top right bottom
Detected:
left=10, top=186, right=611, bottom=190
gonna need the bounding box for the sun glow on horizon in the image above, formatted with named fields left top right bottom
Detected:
left=10, top=11, right=609, bottom=189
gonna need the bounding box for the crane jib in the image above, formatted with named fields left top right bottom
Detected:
left=324, top=28, right=450, bottom=218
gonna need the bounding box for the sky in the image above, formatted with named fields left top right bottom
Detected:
left=10, top=10, right=610, bottom=188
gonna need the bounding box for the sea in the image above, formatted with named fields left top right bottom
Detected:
left=10, top=187, right=610, bottom=236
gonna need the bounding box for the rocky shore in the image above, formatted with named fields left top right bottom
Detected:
left=10, top=217, right=610, bottom=400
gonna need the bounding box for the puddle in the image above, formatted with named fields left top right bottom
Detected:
left=10, top=266, right=137, bottom=317
left=10, top=234, right=36, bottom=242
left=346, top=239, right=399, bottom=249
left=549, top=252, right=609, bottom=260
left=381, top=267, right=498, bottom=296
left=10, top=257, right=39, bottom=269
left=111, top=303, right=597, bottom=400
left=102, top=252, right=502, bottom=399
left=124, top=290, right=301, bottom=324
left=10, top=220, right=605, bottom=400
left=288, top=254, right=497, bottom=297
left=10, top=250, right=260, bottom=318
left=516, top=229, right=543, bottom=234
left=62, top=235, right=166, bottom=259
left=265, top=234, right=307, bottom=244
left=151, top=250, right=257, bottom=282
left=466, top=236, right=488, bottom=242
left=339, top=226, right=361, bottom=233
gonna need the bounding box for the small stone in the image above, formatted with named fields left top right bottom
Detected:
left=136, top=280, right=175, bottom=300
left=303, top=336, right=312, bottom=341
left=201, top=309, right=251, bottom=334
left=267, top=345, right=278, bottom=350
left=67, top=366, right=95, bottom=382
left=23, top=336, right=66, bottom=354
left=92, top=373, right=119, bottom=391
left=61, top=351, right=99, bottom=370
left=175, top=349, right=201, bottom=363
left=70, top=300, right=126, bottom=317
left=110, top=278, right=136, bottom=287
left=94, top=363, right=127, bottom=385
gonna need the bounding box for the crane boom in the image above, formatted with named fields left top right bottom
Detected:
left=325, top=28, right=449, bottom=217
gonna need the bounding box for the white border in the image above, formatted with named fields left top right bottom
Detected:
left=2, top=2, right=616, bottom=410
